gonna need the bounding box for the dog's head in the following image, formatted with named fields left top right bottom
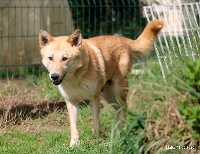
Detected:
left=39, top=29, right=83, bottom=85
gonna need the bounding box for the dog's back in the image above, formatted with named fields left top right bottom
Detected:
left=86, top=19, right=163, bottom=81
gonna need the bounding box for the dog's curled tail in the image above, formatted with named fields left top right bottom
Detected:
left=129, top=19, right=164, bottom=55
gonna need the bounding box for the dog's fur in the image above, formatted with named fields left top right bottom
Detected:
left=39, top=20, right=163, bottom=146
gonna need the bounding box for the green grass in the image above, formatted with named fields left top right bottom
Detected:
left=0, top=105, right=113, bottom=154
left=0, top=131, right=72, bottom=154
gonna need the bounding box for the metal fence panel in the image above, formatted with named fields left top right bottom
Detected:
left=144, top=2, right=200, bottom=79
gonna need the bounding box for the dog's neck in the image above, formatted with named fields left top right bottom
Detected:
left=73, top=42, right=90, bottom=79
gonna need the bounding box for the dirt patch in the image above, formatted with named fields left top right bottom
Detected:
left=0, top=95, right=66, bottom=124
left=0, top=79, right=66, bottom=124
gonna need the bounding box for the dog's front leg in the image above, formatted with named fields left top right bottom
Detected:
left=66, top=100, right=79, bottom=147
left=91, top=97, right=105, bottom=134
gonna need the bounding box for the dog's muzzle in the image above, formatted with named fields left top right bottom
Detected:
left=50, top=71, right=67, bottom=85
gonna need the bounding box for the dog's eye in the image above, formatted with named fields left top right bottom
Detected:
left=62, top=57, right=68, bottom=61
left=48, top=57, right=53, bottom=61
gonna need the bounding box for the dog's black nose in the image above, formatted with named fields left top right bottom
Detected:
left=51, top=73, right=59, bottom=80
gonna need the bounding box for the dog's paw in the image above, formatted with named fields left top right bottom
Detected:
left=70, top=138, right=79, bottom=147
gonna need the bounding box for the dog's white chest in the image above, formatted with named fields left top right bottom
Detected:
left=58, top=80, right=98, bottom=101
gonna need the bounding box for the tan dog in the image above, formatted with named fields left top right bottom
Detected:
left=39, top=20, right=163, bottom=146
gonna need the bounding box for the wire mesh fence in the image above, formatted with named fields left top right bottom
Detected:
left=0, top=0, right=146, bottom=81
left=144, top=2, right=200, bottom=79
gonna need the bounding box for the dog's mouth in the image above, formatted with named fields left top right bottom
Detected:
left=52, top=80, right=62, bottom=85
left=51, top=71, right=67, bottom=86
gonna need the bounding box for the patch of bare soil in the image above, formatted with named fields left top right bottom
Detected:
left=0, top=79, right=66, bottom=124
left=0, top=109, right=70, bottom=135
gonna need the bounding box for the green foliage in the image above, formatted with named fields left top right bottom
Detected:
left=69, top=0, right=145, bottom=39
left=182, top=105, right=200, bottom=127
left=110, top=111, right=147, bottom=153
left=179, top=102, right=200, bottom=140
left=175, top=58, right=200, bottom=143
left=179, top=58, right=200, bottom=101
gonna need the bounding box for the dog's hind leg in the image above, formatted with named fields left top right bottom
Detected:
left=103, top=52, right=131, bottom=127
left=91, top=97, right=105, bottom=134
left=113, top=78, right=128, bottom=127
left=102, top=83, right=120, bottom=111
left=102, top=79, right=128, bottom=127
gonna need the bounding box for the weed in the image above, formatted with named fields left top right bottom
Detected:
left=125, top=60, right=200, bottom=153
left=110, top=111, right=147, bottom=153
left=0, top=81, right=18, bottom=96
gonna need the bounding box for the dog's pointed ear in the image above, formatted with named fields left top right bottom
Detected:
left=39, top=30, right=54, bottom=48
left=67, top=29, right=82, bottom=47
